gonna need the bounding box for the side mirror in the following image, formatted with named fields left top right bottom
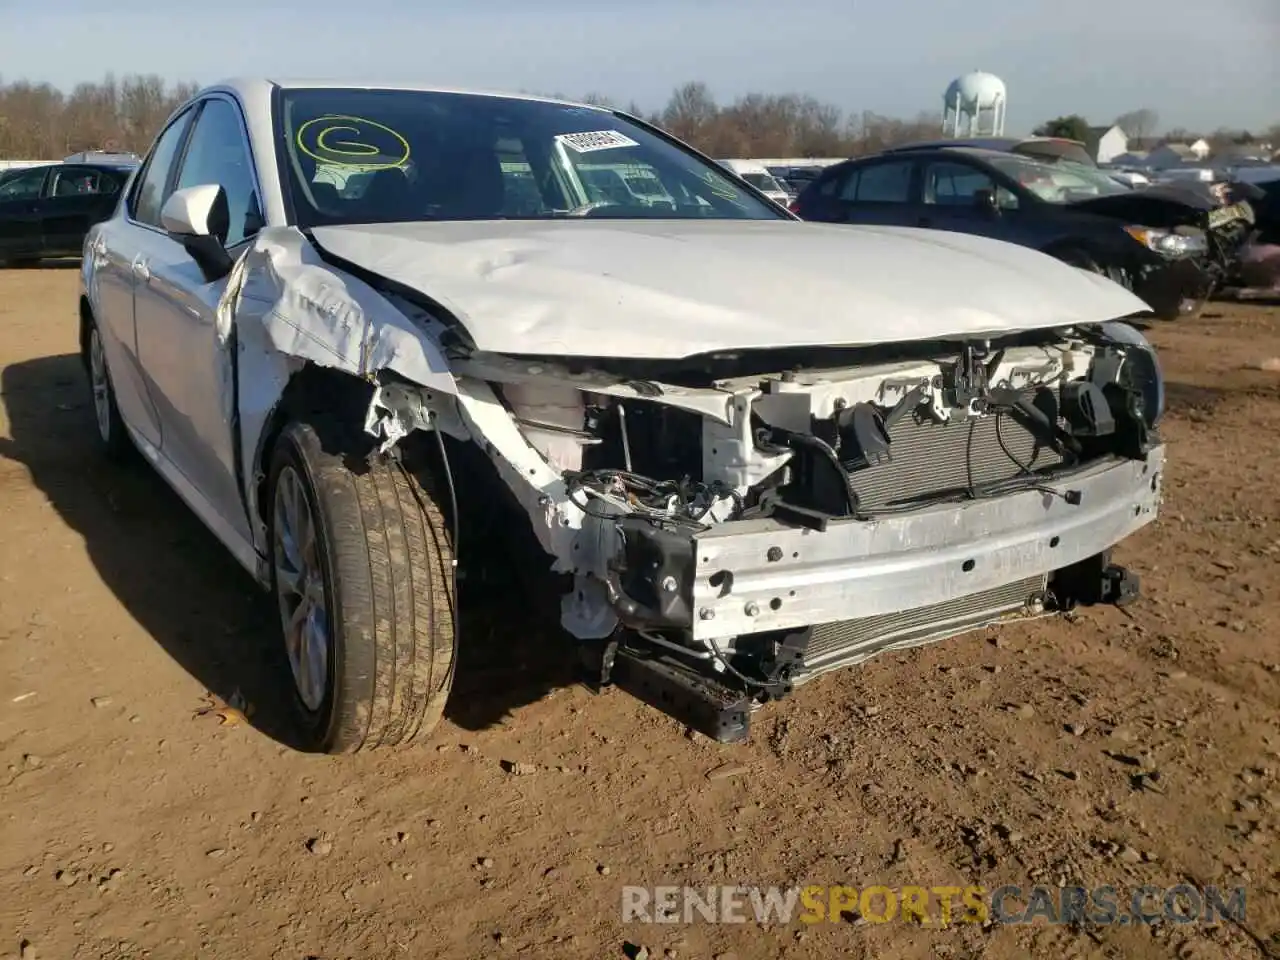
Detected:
left=160, top=184, right=234, bottom=282
left=973, top=188, right=1000, bottom=214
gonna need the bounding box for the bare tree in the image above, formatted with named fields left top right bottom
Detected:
left=578, top=91, right=616, bottom=108
left=1115, top=108, right=1158, bottom=142
left=1032, top=115, right=1091, bottom=142
left=1162, top=128, right=1202, bottom=145
left=14, top=74, right=1205, bottom=166
left=0, top=73, right=197, bottom=159
left=660, top=82, right=720, bottom=147
left=649, top=85, right=941, bottom=158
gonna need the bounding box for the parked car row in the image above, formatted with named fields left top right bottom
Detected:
left=0, top=158, right=138, bottom=265
left=717, top=158, right=795, bottom=203
left=79, top=82, right=1168, bottom=752
left=788, top=142, right=1262, bottom=320
left=1231, top=174, right=1280, bottom=293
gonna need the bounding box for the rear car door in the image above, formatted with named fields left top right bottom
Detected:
left=132, top=94, right=264, bottom=542
left=805, top=158, right=921, bottom=226
left=0, top=166, right=51, bottom=260
left=39, top=165, right=126, bottom=256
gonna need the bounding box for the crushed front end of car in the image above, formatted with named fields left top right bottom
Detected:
left=223, top=219, right=1168, bottom=743
left=1072, top=183, right=1259, bottom=318
left=366, top=322, right=1165, bottom=742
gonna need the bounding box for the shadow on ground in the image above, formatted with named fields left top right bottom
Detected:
left=1164, top=381, right=1231, bottom=415
left=0, top=259, right=80, bottom=270
left=0, top=353, right=577, bottom=748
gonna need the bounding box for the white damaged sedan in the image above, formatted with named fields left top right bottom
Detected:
left=80, top=80, right=1166, bottom=751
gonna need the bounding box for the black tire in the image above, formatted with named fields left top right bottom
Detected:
left=267, top=420, right=456, bottom=753
left=1146, top=287, right=1205, bottom=322
left=85, top=321, right=133, bottom=461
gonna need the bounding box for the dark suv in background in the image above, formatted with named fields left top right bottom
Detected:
left=790, top=145, right=1256, bottom=320
left=0, top=161, right=136, bottom=266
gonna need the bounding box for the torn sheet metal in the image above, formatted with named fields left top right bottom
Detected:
left=216, top=226, right=460, bottom=554
left=362, top=380, right=469, bottom=454
left=230, top=226, right=458, bottom=395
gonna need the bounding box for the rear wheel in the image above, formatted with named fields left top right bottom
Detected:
left=268, top=421, right=456, bottom=753
left=86, top=322, right=133, bottom=461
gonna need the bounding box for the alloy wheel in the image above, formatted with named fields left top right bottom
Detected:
left=88, top=329, right=111, bottom=443
left=272, top=465, right=330, bottom=712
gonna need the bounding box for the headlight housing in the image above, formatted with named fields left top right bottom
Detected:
left=1123, top=225, right=1208, bottom=259
left=1098, top=321, right=1165, bottom=427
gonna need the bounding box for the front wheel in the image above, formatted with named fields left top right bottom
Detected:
left=268, top=421, right=456, bottom=753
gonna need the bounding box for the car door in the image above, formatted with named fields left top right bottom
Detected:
left=39, top=165, right=126, bottom=256
left=0, top=166, right=51, bottom=259
left=89, top=109, right=198, bottom=452
left=132, top=94, right=265, bottom=543
left=807, top=158, right=922, bottom=226
left=916, top=158, right=1027, bottom=242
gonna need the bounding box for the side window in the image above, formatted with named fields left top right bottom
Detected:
left=132, top=111, right=195, bottom=226
left=815, top=171, right=842, bottom=197
left=840, top=161, right=915, bottom=203
left=173, top=98, right=263, bottom=247
left=50, top=167, right=120, bottom=197
left=0, top=167, right=48, bottom=201
left=924, top=161, right=1018, bottom=209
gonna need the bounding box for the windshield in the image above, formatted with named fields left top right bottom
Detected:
left=276, top=89, right=785, bottom=225
left=989, top=155, right=1130, bottom=202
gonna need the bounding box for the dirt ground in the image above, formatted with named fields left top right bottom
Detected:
left=0, top=266, right=1278, bottom=960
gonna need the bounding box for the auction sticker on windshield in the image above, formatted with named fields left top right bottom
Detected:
left=555, top=130, right=640, bottom=153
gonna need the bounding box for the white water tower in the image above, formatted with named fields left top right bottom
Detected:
left=943, top=71, right=1007, bottom=137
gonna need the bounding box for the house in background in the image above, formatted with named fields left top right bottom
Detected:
left=1145, top=143, right=1199, bottom=169
left=1214, top=142, right=1274, bottom=163
left=1188, top=139, right=1211, bottom=160
left=1085, top=124, right=1129, bottom=163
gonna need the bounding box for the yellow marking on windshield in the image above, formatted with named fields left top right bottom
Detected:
left=702, top=170, right=747, bottom=207
left=296, top=115, right=411, bottom=170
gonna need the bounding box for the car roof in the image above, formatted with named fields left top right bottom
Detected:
left=883, top=137, right=1095, bottom=165
left=205, top=77, right=606, bottom=111
left=63, top=161, right=137, bottom=170
left=838, top=146, right=1015, bottom=165
left=883, top=138, right=1022, bottom=152
left=2, top=161, right=134, bottom=173
left=883, top=136, right=1084, bottom=152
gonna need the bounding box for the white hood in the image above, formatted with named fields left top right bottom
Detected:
left=309, top=219, right=1150, bottom=359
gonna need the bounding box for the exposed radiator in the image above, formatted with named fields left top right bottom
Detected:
left=798, top=574, right=1048, bottom=679
left=849, top=403, right=1063, bottom=512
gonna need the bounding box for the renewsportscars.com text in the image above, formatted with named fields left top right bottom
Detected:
left=621, top=883, right=1247, bottom=926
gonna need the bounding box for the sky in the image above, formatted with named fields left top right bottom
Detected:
left=2, top=0, right=1278, bottom=135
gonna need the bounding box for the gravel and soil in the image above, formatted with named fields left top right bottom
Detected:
left=1, top=267, right=1278, bottom=959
